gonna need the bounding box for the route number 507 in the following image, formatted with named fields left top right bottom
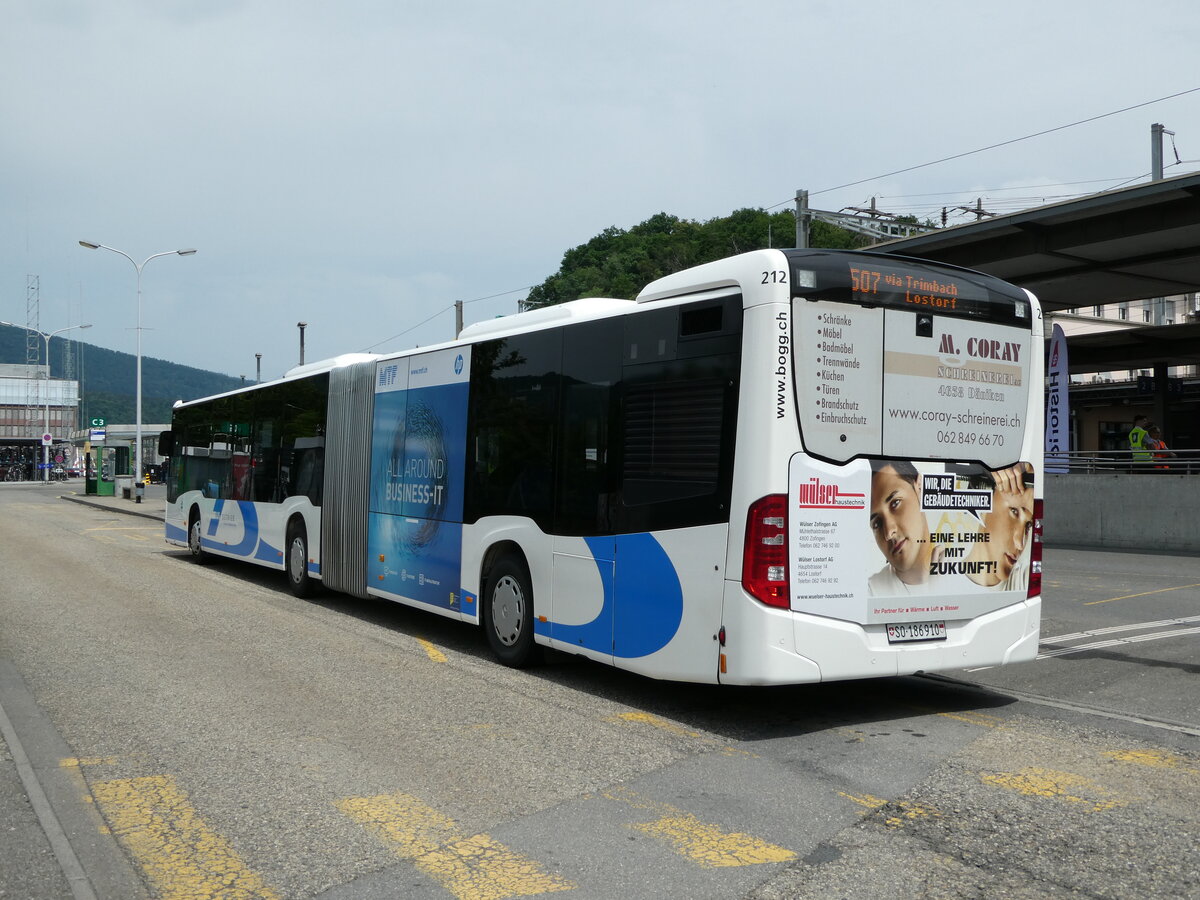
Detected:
left=850, top=267, right=882, bottom=294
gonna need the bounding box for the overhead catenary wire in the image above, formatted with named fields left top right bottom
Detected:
left=765, top=86, right=1200, bottom=211
left=876, top=177, right=1146, bottom=200
left=842, top=148, right=1195, bottom=224
left=369, top=92, right=1200, bottom=352
left=359, top=284, right=536, bottom=353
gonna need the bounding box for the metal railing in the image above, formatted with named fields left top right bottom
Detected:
left=1046, top=449, right=1200, bottom=474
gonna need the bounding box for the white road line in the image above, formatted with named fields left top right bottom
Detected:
left=923, top=673, right=1200, bottom=738
left=1037, top=626, right=1200, bottom=658
left=1040, top=614, right=1200, bottom=645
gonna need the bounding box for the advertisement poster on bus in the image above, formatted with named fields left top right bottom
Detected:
left=880, top=311, right=1031, bottom=469
left=367, top=347, right=470, bottom=612
left=796, top=301, right=1032, bottom=470
left=788, top=454, right=1035, bottom=625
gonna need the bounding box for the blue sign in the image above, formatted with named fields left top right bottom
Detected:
left=366, top=347, right=471, bottom=611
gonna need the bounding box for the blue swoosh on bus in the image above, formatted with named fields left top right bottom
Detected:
left=544, top=533, right=683, bottom=659
left=201, top=500, right=284, bottom=563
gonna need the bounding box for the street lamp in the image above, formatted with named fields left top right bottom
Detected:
left=0, top=321, right=92, bottom=482
left=79, top=241, right=196, bottom=490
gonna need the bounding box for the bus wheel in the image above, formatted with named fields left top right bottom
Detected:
left=286, top=522, right=314, bottom=598
left=187, top=509, right=208, bottom=564
left=483, top=556, right=538, bottom=667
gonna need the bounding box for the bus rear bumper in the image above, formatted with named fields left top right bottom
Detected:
left=719, top=584, right=1041, bottom=685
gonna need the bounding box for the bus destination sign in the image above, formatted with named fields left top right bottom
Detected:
left=849, top=265, right=963, bottom=311
left=785, top=250, right=1028, bottom=324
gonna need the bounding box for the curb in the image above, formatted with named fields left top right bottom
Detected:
left=58, top=493, right=164, bottom=522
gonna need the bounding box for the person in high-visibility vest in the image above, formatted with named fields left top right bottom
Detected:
left=1128, top=415, right=1152, bottom=466
left=1147, top=425, right=1175, bottom=471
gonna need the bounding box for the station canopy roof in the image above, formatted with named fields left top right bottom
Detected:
left=870, top=171, right=1200, bottom=374
left=1048, top=321, right=1200, bottom=376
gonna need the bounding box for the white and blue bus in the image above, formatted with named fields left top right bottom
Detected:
left=162, top=248, right=1044, bottom=684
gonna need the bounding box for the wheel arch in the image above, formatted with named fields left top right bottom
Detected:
left=480, top=539, right=528, bottom=589
left=186, top=502, right=209, bottom=563
left=285, top=511, right=308, bottom=541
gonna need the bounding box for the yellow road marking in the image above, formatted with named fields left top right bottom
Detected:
left=1105, top=748, right=1199, bottom=774
left=81, top=525, right=158, bottom=545
left=901, top=702, right=1005, bottom=729
left=338, top=792, right=458, bottom=856
left=839, top=790, right=886, bottom=811
left=417, top=638, right=448, bottom=663
left=421, top=834, right=573, bottom=900
left=981, top=767, right=1126, bottom=812
left=837, top=791, right=939, bottom=827
left=605, top=786, right=794, bottom=867
left=1083, top=582, right=1200, bottom=606
left=937, top=710, right=1003, bottom=728
left=632, top=814, right=795, bottom=866
left=337, top=792, right=574, bottom=899
left=608, top=711, right=701, bottom=738
left=90, top=774, right=280, bottom=900
left=607, top=711, right=755, bottom=757
left=60, top=757, right=119, bottom=768
left=82, top=525, right=158, bottom=533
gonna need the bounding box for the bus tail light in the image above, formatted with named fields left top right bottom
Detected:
left=743, top=494, right=789, bottom=609
left=1027, top=498, right=1044, bottom=599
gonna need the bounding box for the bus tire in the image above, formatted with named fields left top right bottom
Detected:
left=483, top=555, right=538, bottom=667
left=286, top=521, right=314, bottom=598
left=187, top=508, right=208, bottom=564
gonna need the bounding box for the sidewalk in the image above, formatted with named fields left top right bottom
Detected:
left=58, top=486, right=165, bottom=521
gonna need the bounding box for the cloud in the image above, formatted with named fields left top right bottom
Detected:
left=2, top=0, right=1198, bottom=380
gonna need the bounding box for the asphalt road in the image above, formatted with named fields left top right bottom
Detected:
left=1, top=483, right=1197, bottom=899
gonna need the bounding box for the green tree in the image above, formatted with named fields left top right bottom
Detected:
left=524, top=208, right=868, bottom=308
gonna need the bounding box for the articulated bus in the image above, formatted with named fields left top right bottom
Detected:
left=161, top=249, right=1043, bottom=685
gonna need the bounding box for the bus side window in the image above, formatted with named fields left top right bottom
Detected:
left=615, top=359, right=739, bottom=534
left=464, top=331, right=562, bottom=530
left=253, top=395, right=282, bottom=503
left=556, top=318, right=621, bottom=535
left=291, top=444, right=324, bottom=505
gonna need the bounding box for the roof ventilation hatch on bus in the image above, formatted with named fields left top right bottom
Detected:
left=635, top=285, right=742, bottom=306
left=458, top=298, right=634, bottom=342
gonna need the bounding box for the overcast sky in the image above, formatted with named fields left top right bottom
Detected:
left=3, top=0, right=1198, bottom=382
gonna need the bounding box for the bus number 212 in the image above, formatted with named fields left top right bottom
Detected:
left=761, top=270, right=787, bottom=284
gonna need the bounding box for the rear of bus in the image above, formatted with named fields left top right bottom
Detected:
left=640, top=249, right=1043, bottom=685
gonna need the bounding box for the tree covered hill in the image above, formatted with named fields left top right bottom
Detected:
left=524, top=208, right=868, bottom=308
left=0, top=325, right=242, bottom=425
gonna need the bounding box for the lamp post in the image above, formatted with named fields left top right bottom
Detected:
left=79, top=241, right=196, bottom=490
left=297, top=322, right=307, bottom=366
left=0, top=321, right=92, bottom=482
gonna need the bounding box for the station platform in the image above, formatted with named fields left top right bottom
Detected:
left=58, top=485, right=165, bottom=521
